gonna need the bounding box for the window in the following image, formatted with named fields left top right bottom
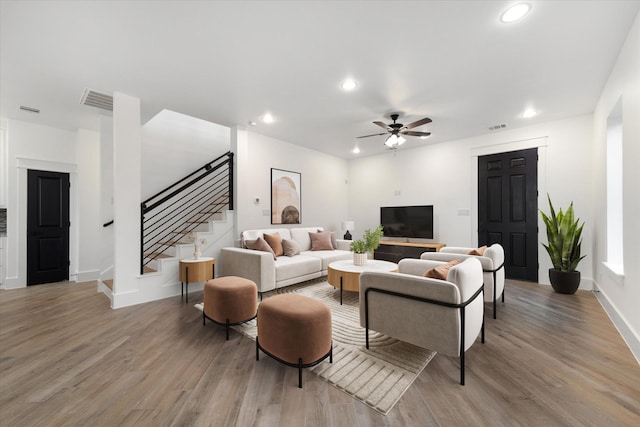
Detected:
left=605, top=98, right=623, bottom=276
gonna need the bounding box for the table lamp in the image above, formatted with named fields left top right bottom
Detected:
left=341, top=221, right=355, bottom=240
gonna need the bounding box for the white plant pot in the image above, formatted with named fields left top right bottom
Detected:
left=353, top=252, right=367, bottom=266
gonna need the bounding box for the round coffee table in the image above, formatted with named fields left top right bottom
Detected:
left=327, top=259, right=398, bottom=304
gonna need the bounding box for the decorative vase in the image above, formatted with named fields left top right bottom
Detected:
left=353, top=252, right=367, bottom=266
left=194, top=245, right=201, bottom=260
left=549, top=268, right=580, bottom=294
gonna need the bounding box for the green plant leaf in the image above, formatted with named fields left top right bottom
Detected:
left=539, top=195, right=586, bottom=272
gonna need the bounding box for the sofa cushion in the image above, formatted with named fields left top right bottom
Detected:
left=302, top=249, right=352, bottom=271
left=264, top=232, right=284, bottom=257
left=245, top=237, right=277, bottom=260
left=282, top=239, right=301, bottom=257
left=290, top=227, right=324, bottom=251
left=424, top=259, right=461, bottom=280
left=274, top=256, right=321, bottom=282
left=309, top=231, right=334, bottom=251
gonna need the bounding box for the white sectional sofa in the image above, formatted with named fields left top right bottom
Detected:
left=220, top=227, right=352, bottom=294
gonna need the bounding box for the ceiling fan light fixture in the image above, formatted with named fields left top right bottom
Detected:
left=397, top=135, right=406, bottom=145
left=500, top=3, right=531, bottom=23
left=385, top=134, right=398, bottom=147
left=420, top=134, right=430, bottom=139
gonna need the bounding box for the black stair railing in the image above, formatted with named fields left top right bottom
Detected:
left=140, top=151, right=234, bottom=274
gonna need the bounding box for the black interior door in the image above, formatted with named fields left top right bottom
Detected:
left=478, top=148, right=538, bottom=281
left=27, top=169, right=70, bottom=285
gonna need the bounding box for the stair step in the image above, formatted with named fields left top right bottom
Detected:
left=144, top=266, right=156, bottom=274
left=103, top=279, right=114, bottom=290
left=145, top=253, right=173, bottom=259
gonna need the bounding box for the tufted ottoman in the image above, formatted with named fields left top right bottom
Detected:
left=256, top=293, right=332, bottom=388
left=203, top=276, right=258, bottom=340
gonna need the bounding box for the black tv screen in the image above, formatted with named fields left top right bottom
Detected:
left=380, top=205, right=434, bottom=239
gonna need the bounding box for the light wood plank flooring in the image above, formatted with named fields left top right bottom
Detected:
left=1, top=279, right=639, bottom=426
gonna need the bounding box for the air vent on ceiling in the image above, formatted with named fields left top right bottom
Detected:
left=80, top=88, right=113, bottom=111
left=488, top=123, right=507, bottom=131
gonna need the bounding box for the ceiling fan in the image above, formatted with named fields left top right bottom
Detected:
left=357, top=113, right=432, bottom=148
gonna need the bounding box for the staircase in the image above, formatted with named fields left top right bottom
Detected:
left=98, top=152, right=235, bottom=306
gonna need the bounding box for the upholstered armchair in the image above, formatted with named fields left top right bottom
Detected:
left=421, top=244, right=505, bottom=319
left=359, top=257, right=484, bottom=385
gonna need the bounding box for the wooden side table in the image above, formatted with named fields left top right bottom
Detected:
left=179, top=257, right=215, bottom=303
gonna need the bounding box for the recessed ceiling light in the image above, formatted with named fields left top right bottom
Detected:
left=352, top=147, right=360, bottom=154
left=521, top=108, right=537, bottom=118
left=262, top=113, right=274, bottom=123
left=341, top=79, right=358, bottom=91
left=501, top=3, right=531, bottom=23
left=248, top=121, right=257, bottom=126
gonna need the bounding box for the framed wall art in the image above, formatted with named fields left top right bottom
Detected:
left=271, top=168, right=301, bottom=224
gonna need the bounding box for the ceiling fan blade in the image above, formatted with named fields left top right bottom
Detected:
left=357, top=132, right=388, bottom=139
left=373, top=121, right=390, bottom=130
left=402, top=131, right=432, bottom=137
left=403, top=117, right=432, bottom=129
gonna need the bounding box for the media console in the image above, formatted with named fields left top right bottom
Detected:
left=373, top=241, right=446, bottom=263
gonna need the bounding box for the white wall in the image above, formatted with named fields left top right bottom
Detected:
left=141, top=109, right=230, bottom=199
left=592, top=12, right=640, bottom=358
left=75, top=129, right=101, bottom=282
left=235, top=130, right=349, bottom=236
left=348, top=114, right=595, bottom=288
left=1, top=119, right=101, bottom=288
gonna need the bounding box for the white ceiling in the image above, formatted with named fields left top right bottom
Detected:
left=1, top=1, right=639, bottom=159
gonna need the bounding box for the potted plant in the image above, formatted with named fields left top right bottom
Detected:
left=350, top=225, right=384, bottom=266
left=539, top=195, right=586, bottom=294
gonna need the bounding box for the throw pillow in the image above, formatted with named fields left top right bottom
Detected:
left=467, top=245, right=487, bottom=256
left=282, top=239, right=301, bottom=257
left=245, top=237, right=277, bottom=260
left=317, top=229, right=338, bottom=249
left=263, top=232, right=284, bottom=257
left=309, top=231, right=334, bottom=251
left=424, top=259, right=462, bottom=280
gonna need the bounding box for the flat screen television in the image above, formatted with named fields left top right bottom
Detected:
left=380, top=205, right=434, bottom=239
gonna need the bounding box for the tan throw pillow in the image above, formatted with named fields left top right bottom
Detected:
left=317, top=229, right=338, bottom=249
left=424, top=259, right=462, bottom=280
left=245, top=237, right=277, bottom=260
left=263, top=232, right=284, bottom=257
left=467, top=245, right=487, bottom=256
left=309, top=231, right=334, bottom=251
left=282, top=239, right=301, bottom=257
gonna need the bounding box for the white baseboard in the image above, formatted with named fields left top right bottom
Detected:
left=1, top=276, right=23, bottom=289
left=593, top=284, right=640, bottom=364
left=77, top=269, right=100, bottom=282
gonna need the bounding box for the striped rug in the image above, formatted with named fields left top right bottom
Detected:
left=228, top=279, right=436, bottom=415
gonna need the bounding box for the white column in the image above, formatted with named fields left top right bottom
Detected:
left=112, top=92, right=142, bottom=307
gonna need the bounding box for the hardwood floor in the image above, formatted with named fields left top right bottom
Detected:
left=1, top=279, right=639, bottom=426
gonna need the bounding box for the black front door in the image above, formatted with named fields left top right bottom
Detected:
left=478, top=148, right=538, bottom=281
left=27, top=169, right=70, bottom=285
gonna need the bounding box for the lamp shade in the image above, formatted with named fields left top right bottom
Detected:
left=341, top=221, right=355, bottom=231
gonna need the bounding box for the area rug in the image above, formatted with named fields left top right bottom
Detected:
left=195, top=279, right=436, bottom=415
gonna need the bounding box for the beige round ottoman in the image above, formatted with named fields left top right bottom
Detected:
left=203, top=276, right=258, bottom=340
left=256, top=293, right=332, bottom=388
